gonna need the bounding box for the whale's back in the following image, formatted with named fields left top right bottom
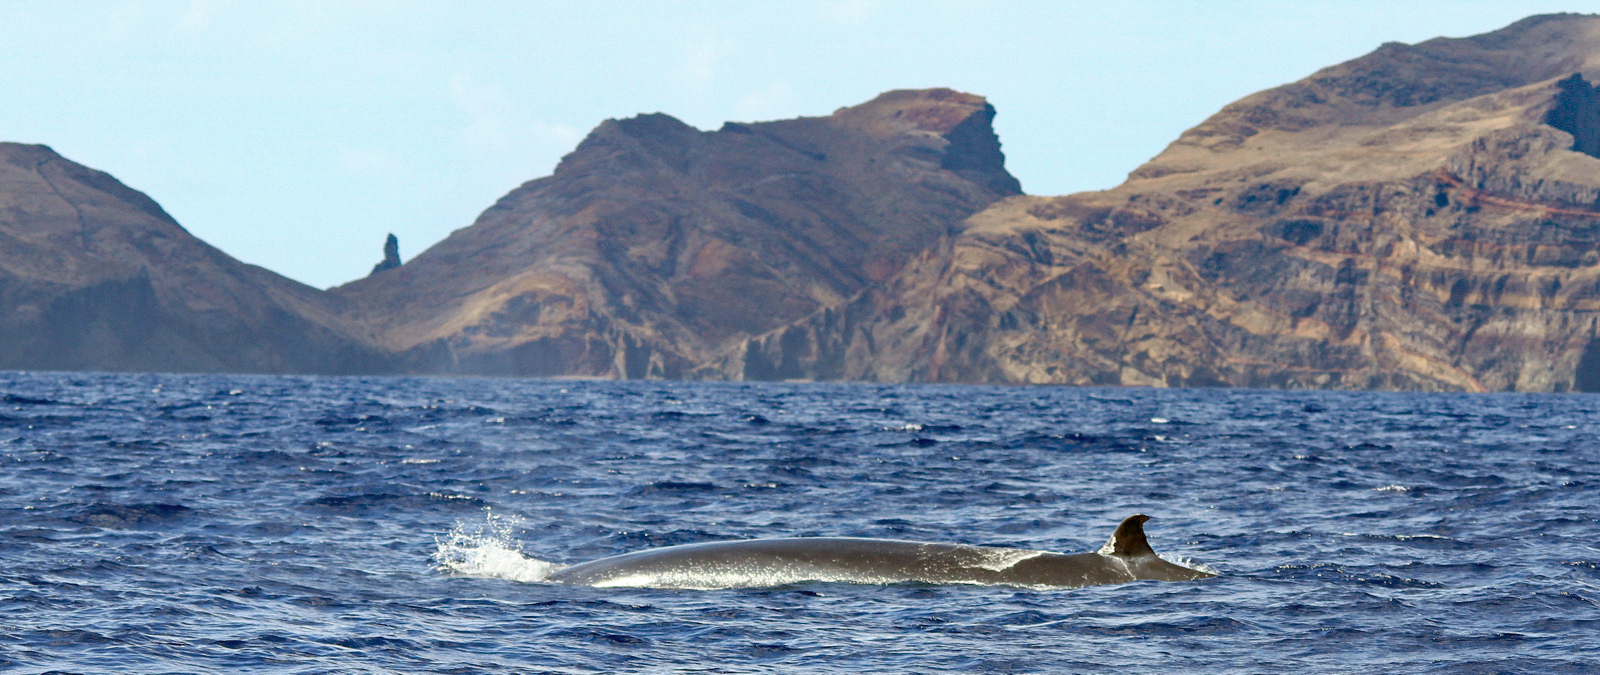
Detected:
left=546, top=515, right=1215, bottom=590
left=547, top=537, right=1050, bottom=589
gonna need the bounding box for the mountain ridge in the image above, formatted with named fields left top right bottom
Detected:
left=328, top=87, right=1021, bottom=378
left=717, top=12, right=1600, bottom=391
left=0, top=142, right=385, bottom=374
left=7, top=13, right=1600, bottom=391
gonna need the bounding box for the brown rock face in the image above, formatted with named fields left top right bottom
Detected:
left=725, top=13, right=1600, bottom=391
left=13, top=14, right=1599, bottom=392
left=0, top=143, right=384, bottom=373
left=331, top=89, right=1020, bottom=377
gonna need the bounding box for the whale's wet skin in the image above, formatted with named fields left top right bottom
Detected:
left=547, top=514, right=1213, bottom=589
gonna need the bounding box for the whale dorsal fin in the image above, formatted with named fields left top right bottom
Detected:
left=1099, top=514, right=1156, bottom=557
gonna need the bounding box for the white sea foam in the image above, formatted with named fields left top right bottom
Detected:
left=1159, top=553, right=1219, bottom=576
left=434, top=512, right=563, bottom=583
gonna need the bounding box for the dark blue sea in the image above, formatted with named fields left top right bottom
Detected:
left=2, top=371, right=1597, bottom=673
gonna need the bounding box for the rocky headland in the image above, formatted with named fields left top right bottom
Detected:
left=715, top=13, right=1600, bottom=391
left=7, top=13, right=1600, bottom=391
left=328, top=89, right=1021, bottom=378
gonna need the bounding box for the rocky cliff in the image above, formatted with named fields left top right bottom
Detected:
left=721, top=13, right=1600, bottom=391
left=330, top=89, right=1021, bottom=377
left=0, top=143, right=384, bottom=373
left=12, top=13, right=1600, bottom=392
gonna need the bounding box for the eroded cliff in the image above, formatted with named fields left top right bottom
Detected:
left=11, top=14, right=1600, bottom=392
left=722, top=13, right=1600, bottom=391
left=330, top=89, right=1021, bottom=377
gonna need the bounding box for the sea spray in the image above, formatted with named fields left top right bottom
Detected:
left=434, top=510, right=563, bottom=582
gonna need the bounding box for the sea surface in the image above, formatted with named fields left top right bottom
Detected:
left=1, top=371, right=1596, bottom=673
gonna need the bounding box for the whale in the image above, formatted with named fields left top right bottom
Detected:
left=545, top=514, right=1214, bottom=589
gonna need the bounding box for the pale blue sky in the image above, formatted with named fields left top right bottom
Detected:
left=0, top=1, right=1583, bottom=288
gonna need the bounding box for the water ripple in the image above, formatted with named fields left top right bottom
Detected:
left=0, top=372, right=1596, bottom=672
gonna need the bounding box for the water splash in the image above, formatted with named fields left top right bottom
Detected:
left=434, top=511, right=563, bottom=583
left=1160, top=553, right=1220, bottom=576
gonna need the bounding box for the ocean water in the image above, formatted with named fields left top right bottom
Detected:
left=1, top=371, right=1596, bottom=673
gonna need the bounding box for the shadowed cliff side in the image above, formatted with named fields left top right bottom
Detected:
left=330, top=89, right=1020, bottom=377
left=714, top=13, right=1600, bottom=392
left=0, top=143, right=385, bottom=374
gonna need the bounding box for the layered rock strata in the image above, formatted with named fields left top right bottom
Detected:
left=721, top=13, right=1600, bottom=391
left=11, top=14, right=1600, bottom=392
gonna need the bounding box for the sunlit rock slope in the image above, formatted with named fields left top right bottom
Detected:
left=0, top=144, right=383, bottom=373
left=330, top=89, right=1020, bottom=377
left=721, top=13, right=1600, bottom=392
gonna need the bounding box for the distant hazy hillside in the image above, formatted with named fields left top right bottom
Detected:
left=0, top=143, right=384, bottom=374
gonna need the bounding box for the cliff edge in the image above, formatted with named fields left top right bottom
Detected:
left=721, top=13, right=1600, bottom=391
left=330, top=88, right=1020, bottom=377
